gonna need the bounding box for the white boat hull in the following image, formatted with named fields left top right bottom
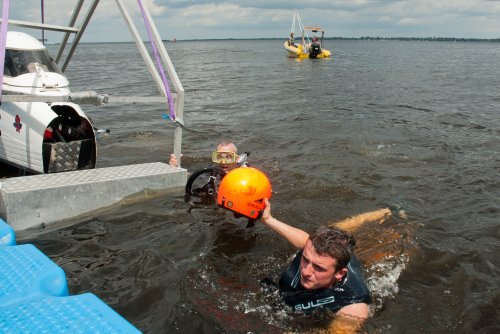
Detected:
left=0, top=101, right=96, bottom=174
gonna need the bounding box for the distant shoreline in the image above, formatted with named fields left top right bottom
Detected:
left=163, top=37, right=500, bottom=43
left=46, top=37, right=500, bottom=45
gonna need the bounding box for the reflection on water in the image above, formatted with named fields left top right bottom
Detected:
left=14, top=40, right=500, bottom=333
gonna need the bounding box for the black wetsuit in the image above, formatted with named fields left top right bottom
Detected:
left=278, top=250, right=371, bottom=313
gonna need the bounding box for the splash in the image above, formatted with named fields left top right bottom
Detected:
left=366, top=253, right=409, bottom=314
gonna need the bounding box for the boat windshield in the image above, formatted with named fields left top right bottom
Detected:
left=4, top=49, right=63, bottom=77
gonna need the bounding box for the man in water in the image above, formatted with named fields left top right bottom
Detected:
left=261, top=199, right=389, bottom=332
left=169, top=141, right=239, bottom=174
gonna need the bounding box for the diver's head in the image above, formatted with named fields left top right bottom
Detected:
left=213, top=141, right=238, bottom=173
left=217, top=167, right=272, bottom=219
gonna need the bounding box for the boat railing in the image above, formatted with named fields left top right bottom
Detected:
left=0, top=92, right=176, bottom=106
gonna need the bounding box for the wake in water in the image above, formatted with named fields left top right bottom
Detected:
left=342, top=208, right=416, bottom=316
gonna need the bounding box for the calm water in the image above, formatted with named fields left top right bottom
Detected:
left=16, top=40, right=500, bottom=333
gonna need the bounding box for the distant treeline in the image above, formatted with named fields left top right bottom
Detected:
left=327, top=36, right=500, bottom=42
left=166, top=37, right=500, bottom=43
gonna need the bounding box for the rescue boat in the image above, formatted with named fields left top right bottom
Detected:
left=284, top=11, right=332, bottom=59
left=284, top=40, right=331, bottom=59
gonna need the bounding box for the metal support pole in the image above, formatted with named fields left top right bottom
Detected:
left=138, top=3, right=185, bottom=167
left=61, top=0, right=100, bottom=72
left=55, top=0, right=85, bottom=64
left=115, top=0, right=184, bottom=166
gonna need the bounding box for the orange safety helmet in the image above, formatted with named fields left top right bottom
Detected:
left=217, top=167, right=272, bottom=219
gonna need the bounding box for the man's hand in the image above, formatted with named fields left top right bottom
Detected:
left=261, top=198, right=272, bottom=223
left=169, top=153, right=182, bottom=167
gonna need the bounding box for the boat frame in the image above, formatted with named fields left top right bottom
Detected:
left=0, top=0, right=184, bottom=172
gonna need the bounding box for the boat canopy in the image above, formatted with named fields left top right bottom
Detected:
left=304, top=26, right=325, bottom=33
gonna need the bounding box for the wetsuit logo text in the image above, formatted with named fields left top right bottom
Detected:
left=294, top=296, right=336, bottom=311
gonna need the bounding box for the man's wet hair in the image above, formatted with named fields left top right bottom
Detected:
left=309, top=226, right=356, bottom=271
left=217, top=141, right=238, bottom=153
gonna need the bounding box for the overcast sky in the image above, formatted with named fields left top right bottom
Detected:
left=6, top=0, right=500, bottom=42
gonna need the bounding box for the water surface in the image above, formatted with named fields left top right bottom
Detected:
left=17, top=39, right=500, bottom=333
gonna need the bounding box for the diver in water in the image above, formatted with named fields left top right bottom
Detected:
left=260, top=199, right=389, bottom=332
left=169, top=141, right=239, bottom=174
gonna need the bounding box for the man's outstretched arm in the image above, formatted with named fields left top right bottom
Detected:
left=260, top=199, right=310, bottom=249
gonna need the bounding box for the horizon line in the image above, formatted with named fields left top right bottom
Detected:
left=46, top=36, right=500, bottom=44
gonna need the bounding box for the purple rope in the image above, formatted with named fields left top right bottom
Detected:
left=41, top=0, right=45, bottom=44
left=137, top=0, right=175, bottom=121
left=0, top=0, right=10, bottom=101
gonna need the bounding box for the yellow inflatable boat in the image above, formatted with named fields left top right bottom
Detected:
left=284, top=41, right=332, bottom=59
left=284, top=13, right=332, bottom=59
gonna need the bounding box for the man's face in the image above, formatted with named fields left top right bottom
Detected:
left=299, top=240, right=344, bottom=290
left=215, top=144, right=238, bottom=173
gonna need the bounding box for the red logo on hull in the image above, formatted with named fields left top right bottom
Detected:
left=13, top=115, right=23, bottom=133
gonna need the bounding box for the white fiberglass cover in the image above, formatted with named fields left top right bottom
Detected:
left=3, top=32, right=68, bottom=95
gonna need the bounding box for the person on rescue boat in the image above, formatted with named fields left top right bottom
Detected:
left=288, top=32, right=296, bottom=47
left=260, top=198, right=371, bottom=330
left=169, top=141, right=239, bottom=174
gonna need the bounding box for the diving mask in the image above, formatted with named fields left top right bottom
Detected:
left=212, top=151, right=238, bottom=164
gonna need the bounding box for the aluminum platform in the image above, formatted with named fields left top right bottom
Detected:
left=0, top=162, right=186, bottom=231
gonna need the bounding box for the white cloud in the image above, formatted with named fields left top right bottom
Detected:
left=377, top=16, right=394, bottom=23
left=398, top=18, right=420, bottom=26
left=5, top=0, right=500, bottom=40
